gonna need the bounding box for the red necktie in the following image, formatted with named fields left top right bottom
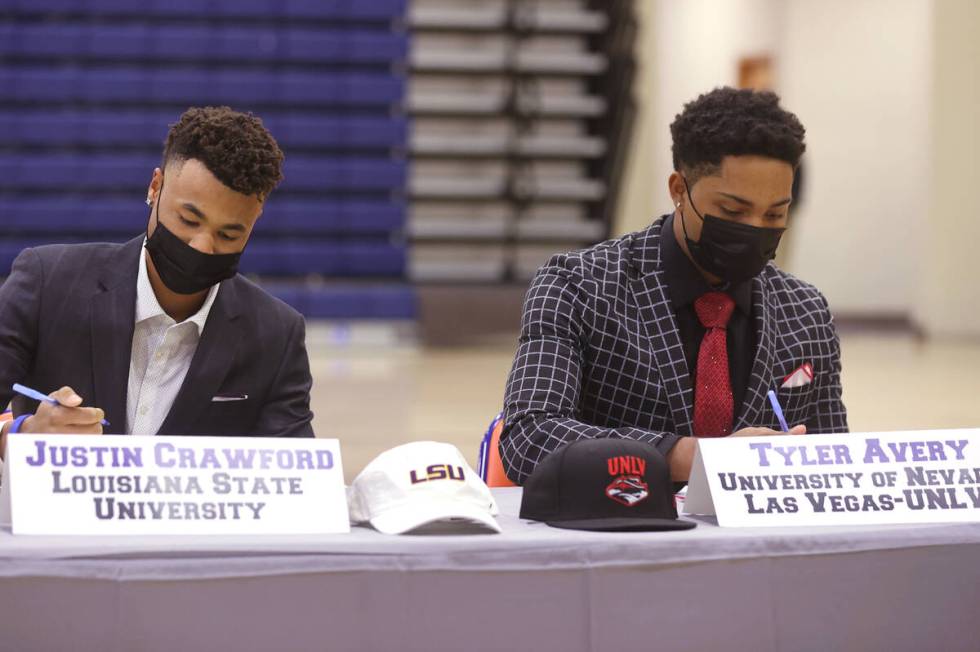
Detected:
left=692, top=291, right=735, bottom=437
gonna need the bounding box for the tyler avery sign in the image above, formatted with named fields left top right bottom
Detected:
left=684, top=430, right=980, bottom=527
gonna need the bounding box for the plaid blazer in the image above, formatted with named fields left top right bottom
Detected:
left=500, top=216, right=848, bottom=484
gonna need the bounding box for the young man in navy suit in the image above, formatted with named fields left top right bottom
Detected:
left=501, top=88, right=848, bottom=484
left=0, top=106, right=314, bottom=450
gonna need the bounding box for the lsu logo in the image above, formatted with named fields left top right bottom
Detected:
left=605, top=455, right=649, bottom=506
left=410, top=464, right=465, bottom=485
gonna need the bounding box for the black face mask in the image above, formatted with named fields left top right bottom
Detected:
left=144, top=180, right=242, bottom=295
left=679, top=178, right=785, bottom=284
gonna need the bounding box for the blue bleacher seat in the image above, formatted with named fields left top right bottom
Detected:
left=0, top=198, right=139, bottom=233
left=261, top=199, right=405, bottom=234
left=0, top=25, right=407, bottom=65
left=262, top=115, right=409, bottom=148
left=0, top=67, right=147, bottom=103
left=240, top=241, right=406, bottom=277
left=0, top=238, right=407, bottom=280
left=264, top=284, right=415, bottom=320
left=0, top=154, right=156, bottom=191
left=0, top=109, right=406, bottom=149
left=0, top=198, right=405, bottom=237
left=280, top=157, right=406, bottom=192
left=0, top=66, right=404, bottom=107
left=0, top=110, right=168, bottom=147
left=9, top=0, right=407, bottom=21
left=0, top=154, right=405, bottom=193
left=282, top=30, right=408, bottom=64
left=278, top=71, right=405, bottom=106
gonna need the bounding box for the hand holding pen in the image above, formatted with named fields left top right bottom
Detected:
left=7, top=384, right=108, bottom=435
left=726, top=390, right=806, bottom=437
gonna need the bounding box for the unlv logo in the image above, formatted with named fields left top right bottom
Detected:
left=606, top=475, right=649, bottom=506
left=605, top=455, right=649, bottom=506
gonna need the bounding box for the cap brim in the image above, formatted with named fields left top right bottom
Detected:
left=369, top=500, right=502, bottom=535
left=544, top=517, right=696, bottom=532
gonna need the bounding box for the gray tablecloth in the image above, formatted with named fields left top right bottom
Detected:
left=2, top=488, right=979, bottom=651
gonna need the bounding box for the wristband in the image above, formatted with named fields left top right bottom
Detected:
left=8, top=414, right=30, bottom=434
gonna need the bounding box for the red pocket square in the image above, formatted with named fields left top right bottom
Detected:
left=781, top=362, right=814, bottom=389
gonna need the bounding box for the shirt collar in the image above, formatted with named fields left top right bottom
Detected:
left=136, top=241, right=219, bottom=333
left=659, top=214, right=753, bottom=315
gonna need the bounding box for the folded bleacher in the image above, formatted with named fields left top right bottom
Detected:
left=406, top=0, right=637, bottom=283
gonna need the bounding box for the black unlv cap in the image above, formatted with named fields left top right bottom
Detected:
left=520, top=438, right=695, bottom=531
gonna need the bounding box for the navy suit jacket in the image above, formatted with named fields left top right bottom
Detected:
left=501, top=217, right=848, bottom=484
left=0, top=236, right=314, bottom=437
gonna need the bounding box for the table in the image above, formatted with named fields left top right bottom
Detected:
left=1, top=488, right=978, bottom=651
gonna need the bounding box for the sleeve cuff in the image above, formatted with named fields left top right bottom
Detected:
left=653, top=432, right=683, bottom=456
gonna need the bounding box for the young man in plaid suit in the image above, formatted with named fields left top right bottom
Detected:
left=501, top=87, right=848, bottom=484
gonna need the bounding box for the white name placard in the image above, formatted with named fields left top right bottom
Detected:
left=0, top=434, right=349, bottom=535
left=685, top=429, right=980, bottom=527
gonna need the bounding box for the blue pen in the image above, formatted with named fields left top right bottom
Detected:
left=766, top=389, right=789, bottom=433
left=12, top=383, right=110, bottom=426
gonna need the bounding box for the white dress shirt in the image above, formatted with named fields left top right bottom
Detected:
left=126, top=245, right=219, bottom=435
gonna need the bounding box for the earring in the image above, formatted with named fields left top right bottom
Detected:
left=146, top=198, right=153, bottom=206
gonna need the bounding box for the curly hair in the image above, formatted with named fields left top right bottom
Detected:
left=162, top=106, right=284, bottom=201
left=670, top=87, right=805, bottom=184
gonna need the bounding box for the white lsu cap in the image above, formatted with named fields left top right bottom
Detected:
left=348, top=441, right=501, bottom=534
